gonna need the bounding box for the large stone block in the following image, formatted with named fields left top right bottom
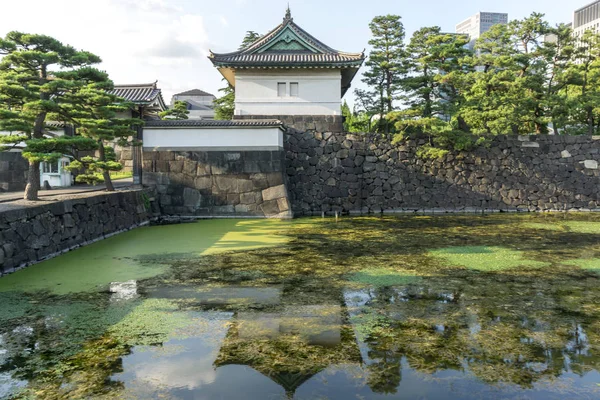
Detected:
left=262, top=184, right=287, bottom=201
left=183, top=187, right=202, bottom=207
left=215, top=176, right=239, bottom=192
left=261, top=200, right=281, bottom=216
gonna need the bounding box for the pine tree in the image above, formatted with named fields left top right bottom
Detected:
left=539, top=23, right=576, bottom=134
left=459, top=14, right=550, bottom=135
left=569, top=29, right=600, bottom=135
left=159, top=100, right=190, bottom=120
left=399, top=27, right=472, bottom=123
left=0, top=32, right=103, bottom=200
left=62, top=74, right=143, bottom=191
left=357, top=15, right=406, bottom=133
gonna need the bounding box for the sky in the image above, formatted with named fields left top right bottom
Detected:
left=0, top=0, right=585, bottom=105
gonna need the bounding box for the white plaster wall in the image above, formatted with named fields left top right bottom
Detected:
left=235, top=69, right=341, bottom=116
left=143, top=127, right=283, bottom=150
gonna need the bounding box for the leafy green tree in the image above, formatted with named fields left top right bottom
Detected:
left=159, top=100, right=190, bottom=120
left=399, top=27, right=472, bottom=126
left=357, top=15, right=406, bottom=133
left=0, top=32, right=103, bottom=200
left=214, top=86, right=235, bottom=120
left=539, top=24, right=576, bottom=134
left=342, top=100, right=371, bottom=132
left=569, top=29, right=600, bottom=135
left=459, top=14, right=550, bottom=135
left=214, top=31, right=262, bottom=121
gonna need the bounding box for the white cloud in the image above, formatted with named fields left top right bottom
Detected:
left=0, top=0, right=219, bottom=102
left=133, top=356, right=217, bottom=390
left=220, top=16, right=229, bottom=27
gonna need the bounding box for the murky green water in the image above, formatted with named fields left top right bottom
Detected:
left=3, top=214, right=600, bottom=399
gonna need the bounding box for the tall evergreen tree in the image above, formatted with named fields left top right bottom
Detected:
left=539, top=23, right=576, bottom=134
left=459, top=14, right=550, bottom=134
left=357, top=15, right=406, bottom=133
left=0, top=32, right=103, bottom=200
left=399, top=27, right=472, bottom=123
left=569, top=29, right=600, bottom=135
left=214, top=31, right=262, bottom=120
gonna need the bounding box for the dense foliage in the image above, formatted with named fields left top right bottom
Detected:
left=159, top=100, right=190, bottom=120
left=356, top=13, right=600, bottom=154
left=0, top=32, right=141, bottom=196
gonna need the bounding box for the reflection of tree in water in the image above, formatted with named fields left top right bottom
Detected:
left=353, top=273, right=600, bottom=393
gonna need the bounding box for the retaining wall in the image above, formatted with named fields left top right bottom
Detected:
left=0, top=152, right=28, bottom=192
left=0, top=190, right=154, bottom=275
left=142, top=150, right=292, bottom=218
left=285, top=132, right=600, bottom=215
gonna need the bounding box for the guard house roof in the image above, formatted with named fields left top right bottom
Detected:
left=174, top=89, right=216, bottom=97
left=209, top=7, right=364, bottom=96
left=109, top=81, right=167, bottom=111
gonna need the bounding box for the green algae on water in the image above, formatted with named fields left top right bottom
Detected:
left=348, top=268, right=422, bottom=287
left=428, top=246, right=548, bottom=271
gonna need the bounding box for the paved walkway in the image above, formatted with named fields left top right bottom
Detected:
left=0, top=178, right=134, bottom=203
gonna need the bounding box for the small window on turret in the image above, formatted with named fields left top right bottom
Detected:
left=290, top=82, right=299, bottom=97
left=277, top=82, right=286, bottom=97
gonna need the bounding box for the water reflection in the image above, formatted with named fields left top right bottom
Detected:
left=4, top=215, right=600, bottom=399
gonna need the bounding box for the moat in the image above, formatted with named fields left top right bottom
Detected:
left=2, top=214, right=600, bottom=399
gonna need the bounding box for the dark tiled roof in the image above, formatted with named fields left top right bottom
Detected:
left=209, top=11, right=364, bottom=68
left=144, top=119, right=285, bottom=129
left=109, top=82, right=167, bottom=111
left=174, top=89, right=215, bottom=97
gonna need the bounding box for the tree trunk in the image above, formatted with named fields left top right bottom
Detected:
left=103, top=170, right=115, bottom=192
left=24, top=161, right=40, bottom=200
left=98, top=142, right=115, bottom=192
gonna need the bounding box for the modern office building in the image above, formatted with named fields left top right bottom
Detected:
left=573, top=1, right=600, bottom=37
left=456, top=12, right=509, bottom=47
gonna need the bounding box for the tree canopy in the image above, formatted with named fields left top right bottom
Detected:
left=0, top=31, right=142, bottom=197
left=159, top=100, right=190, bottom=120
left=353, top=13, right=600, bottom=156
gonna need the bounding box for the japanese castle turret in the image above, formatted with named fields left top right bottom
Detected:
left=209, top=8, right=364, bottom=132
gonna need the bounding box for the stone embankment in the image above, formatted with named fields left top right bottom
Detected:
left=0, top=190, right=154, bottom=276
left=285, top=132, right=600, bottom=215
left=142, top=150, right=292, bottom=219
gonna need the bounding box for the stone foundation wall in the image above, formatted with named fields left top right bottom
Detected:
left=285, top=132, right=600, bottom=215
left=0, top=152, right=28, bottom=192
left=234, top=115, right=343, bottom=133
left=0, top=190, right=154, bottom=276
left=142, top=150, right=292, bottom=218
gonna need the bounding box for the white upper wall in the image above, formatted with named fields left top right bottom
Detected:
left=234, top=69, right=342, bottom=116
left=143, top=126, right=283, bottom=151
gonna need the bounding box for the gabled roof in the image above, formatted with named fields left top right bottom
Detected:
left=209, top=9, right=364, bottom=68
left=209, top=8, right=364, bottom=96
left=174, top=89, right=215, bottom=97
left=109, top=81, right=167, bottom=111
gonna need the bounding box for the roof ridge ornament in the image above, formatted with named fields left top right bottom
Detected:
left=284, top=4, right=292, bottom=22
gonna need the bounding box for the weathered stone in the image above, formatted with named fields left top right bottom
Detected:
left=277, top=197, right=290, bottom=212
left=215, top=176, right=239, bottom=192
left=583, top=160, right=599, bottom=169
left=194, top=176, right=212, bottom=190
left=561, top=150, right=572, bottom=158
left=261, top=200, right=281, bottom=215
left=262, top=184, right=287, bottom=201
